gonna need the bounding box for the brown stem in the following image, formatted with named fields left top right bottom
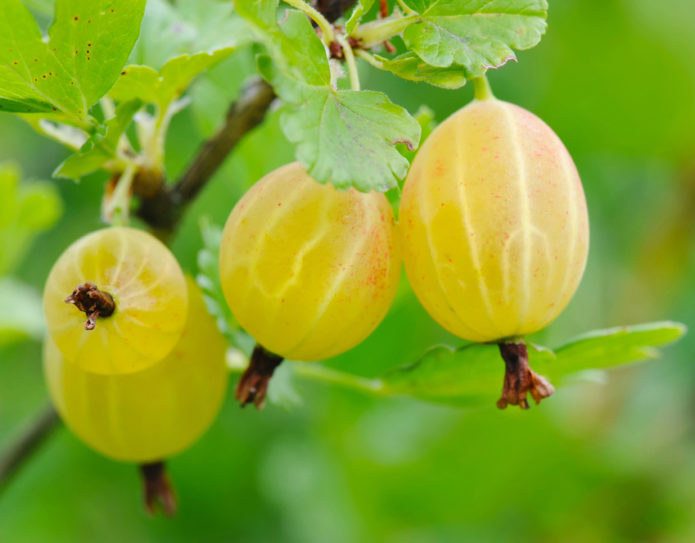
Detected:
left=131, top=167, right=164, bottom=199
left=235, top=344, right=284, bottom=409
left=497, top=341, right=555, bottom=410
left=0, top=405, right=60, bottom=495
left=64, top=281, right=115, bottom=330
left=136, top=78, right=276, bottom=236
left=140, top=461, right=177, bottom=516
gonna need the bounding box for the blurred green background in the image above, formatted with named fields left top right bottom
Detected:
left=1, top=0, right=695, bottom=541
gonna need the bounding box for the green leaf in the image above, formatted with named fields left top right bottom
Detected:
left=238, top=5, right=330, bottom=86
left=346, top=0, right=376, bottom=35
left=20, top=113, right=90, bottom=150
left=240, top=5, right=421, bottom=191
left=383, top=343, right=499, bottom=407
left=49, top=0, right=146, bottom=105
left=382, top=321, right=687, bottom=407
left=371, top=52, right=468, bottom=89
left=260, top=55, right=420, bottom=191
left=112, top=0, right=253, bottom=111
left=157, top=52, right=237, bottom=104
left=108, top=65, right=159, bottom=104
left=402, top=0, right=548, bottom=77
left=535, top=321, right=688, bottom=379
left=0, top=0, right=145, bottom=124
left=234, top=0, right=277, bottom=30
left=0, top=278, right=45, bottom=347
left=0, top=163, right=62, bottom=275
left=111, top=49, right=237, bottom=109
left=106, top=0, right=251, bottom=176
left=53, top=99, right=141, bottom=180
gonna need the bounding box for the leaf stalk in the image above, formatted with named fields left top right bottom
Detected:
left=395, top=0, right=416, bottom=15
left=336, top=34, right=361, bottom=91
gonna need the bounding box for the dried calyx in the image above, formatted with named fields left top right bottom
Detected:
left=140, top=461, right=177, bottom=517
left=64, top=282, right=115, bottom=330
left=497, top=341, right=555, bottom=410
left=235, top=344, right=284, bottom=409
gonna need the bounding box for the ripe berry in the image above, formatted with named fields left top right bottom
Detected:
left=44, top=276, right=228, bottom=462
left=399, top=96, right=589, bottom=408
left=43, top=227, right=188, bottom=375
left=219, top=162, right=400, bottom=406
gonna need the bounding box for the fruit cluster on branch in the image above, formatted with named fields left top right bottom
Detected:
left=1, top=0, right=683, bottom=522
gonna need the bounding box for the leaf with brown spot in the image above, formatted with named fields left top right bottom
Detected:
left=0, top=0, right=145, bottom=125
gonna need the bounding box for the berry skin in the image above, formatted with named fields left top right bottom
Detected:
left=43, top=227, right=188, bottom=375
left=43, top=277, right=228, bottom=463
left=399, top=98, right=589, bottom=343
left=219, top=162, right=400, bottom=362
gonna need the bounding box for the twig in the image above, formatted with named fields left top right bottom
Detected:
left=0, top=405, right=60, bottom=494
left=137, top=78, right=276, bottom=235
left=176, top=80, right=276, bottom=204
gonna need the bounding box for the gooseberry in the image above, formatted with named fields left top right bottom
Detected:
left=399, top=96, right=589, bottom=408
left=219, top=162, right=400, bottom=406
left=43, top=227, right=188, bottom=375
left=44, top=276, right=228, bottom=512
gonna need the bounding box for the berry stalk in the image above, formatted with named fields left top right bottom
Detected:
left=140, top=461, right=177, bottom=517
left=235, top=344, right=285, bottom=409
left=497, top=341, right=555, bottom=410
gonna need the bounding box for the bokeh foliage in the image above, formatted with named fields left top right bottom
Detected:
left=1, top=0, right=694, bottom=541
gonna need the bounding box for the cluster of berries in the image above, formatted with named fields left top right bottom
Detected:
left=42, top=95, right=588, bottom=507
